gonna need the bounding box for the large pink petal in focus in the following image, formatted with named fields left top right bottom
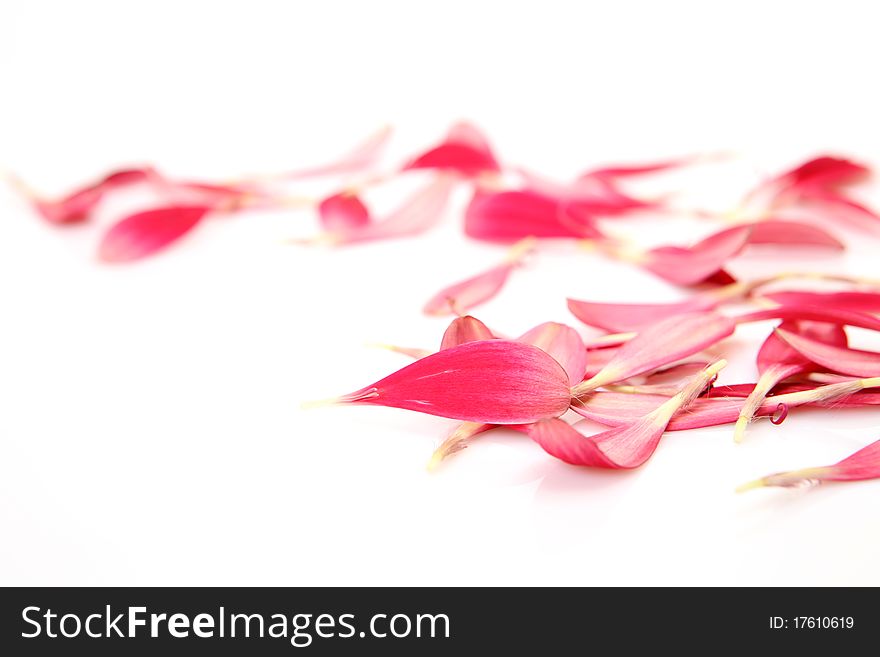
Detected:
left=98, top=205, right=211, bottom=263
left=775, top=328, right=880, bottom=377
left=322, top=340, right=571, bottom=424
left=429, top=320, right=585, bottom=468
left=643, top=225, right=753, bottom=286
left=738, top=439, right=880, bottom=491
left=464, top=189, right=604, bottom=242
left=572, top=312, right=735, bottom=394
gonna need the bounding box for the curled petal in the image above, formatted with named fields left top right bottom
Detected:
left=737, top=439, right=880, bottom=492
left=572, top=312, right=735, bottom=395
left=404, top=122, right=499, bottom=176
left=98, top=204, right=211, bottom=262
left=423, top=238, right=534, bottom=316
left=643, top=225, right=753, bottom=286
left=517, top=321, right=587, bottom=385
left=774, top=327, right=880, bottom=377
left=530, top=361, right=726, bottom=468
left=439, top=316, right=495, bottom=350
left=464, top=189, right=604, bottom=242
left=317, top=340, right=571, bottom=424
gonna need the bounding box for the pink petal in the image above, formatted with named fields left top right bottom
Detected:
left=747, top=219, right=844, bottom=249
left=580, top=156, right=695, bottom=181
left=738, top=439, right=880, bottom=491
left=423, top=238, right=533, bottom=316
left=517, top=322, right=587, bottom=385
left=530, top=361, right=725, bottom=468
left=774, top=327, right=880, bottom=377
left=737, top=305, right=880, bottom=333
left=30, top=167, right=155, bottom=224
left=323, top=340, right=571, bottom=424
left=318, top=192, right=370, bottom=234
left=574, top=377, right=880, bottom=430
left=330, top=175, right=455, bottom=244
left=763, top=290, right=880, bottom=314
left=98, top=205, right=211, bottom=262
left=439, top=316, right=495, bottom=350
left=404, top=123, right=499, bottom=176
left=284, top=125, right=391, bottom=179
left=644, top=225, right=753, bottom=286
left=800, top=188, right=880, bottom=233
left=777, top=155, right=870, bottom=192
left=572, top=312, right=735, bottom=394
left=464, top=189, right=604, bottom=242
left=566, top=283, right=744, bottom=332
left=517, top=169, right=656, bottom=216
left=734, top=321, right=847, bottom=442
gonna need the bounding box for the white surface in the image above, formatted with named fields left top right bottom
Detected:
left=2, top=0, right=880, bottom=586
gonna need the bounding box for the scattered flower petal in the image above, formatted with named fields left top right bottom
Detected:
left=314, top=340, right=571, bottom=424
left=572, top=312, right=735, bottom=395
left=762, top=290, right=880, bottom=314
left=423, top=238, right=534, bottom=315
left=642, top=225, right=753, bottom=286
left=747, top=219, right=844, bottom=250
left=318, top=192, right=370, bottom=233
left=20, top=167, right=156, bottom=224
left=404, top=122, right=500, bottom=176
left=733, top=321, right=847, bottom=442
left=464, top=189, right=604, bottom=242
left=737, top=439, right=880, bottom=492
left=98, top=204, right=212, bottom=262
left=529, top=360, right=726, bottom=468
left=566, top=283, right=744, bottom=332
left=774, top=327, right=880, bottom=378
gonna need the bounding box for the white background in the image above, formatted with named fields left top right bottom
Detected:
left=2, top=0, right=879, bottom=586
